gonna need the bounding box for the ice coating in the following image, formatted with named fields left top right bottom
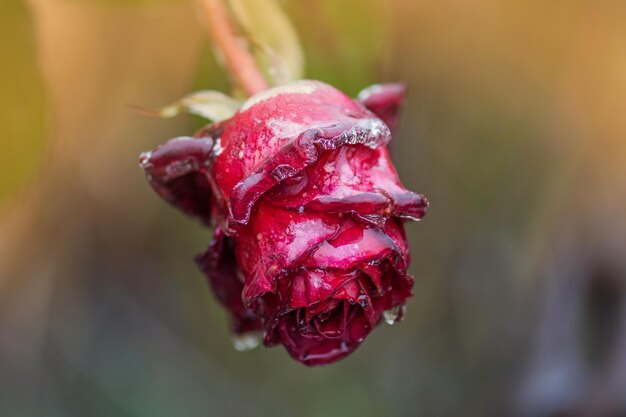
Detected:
left=267, top=144, right=428, bottom=225
left=272, top=303, right=374, bottom=365
left=140, top=136, right=215, bottom=224
left=356, top=83, right=407, bottom=133
left=240, top=80, right=322, bottom=111
left=303, top=220, right=407, bottom=272
left=211, top=80, right=392, bottom=227
left=239, top=209, right=413, bottom=365
left=139, top=80, right=428, bottom=366
left=196, top=227, right=262, bottom=334
left=235, top=200, right=340, bottom=301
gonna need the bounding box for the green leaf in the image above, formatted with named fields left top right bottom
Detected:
left=228, top=0, right=304, bottom=85
left=132, top=90, right=242, bottom=122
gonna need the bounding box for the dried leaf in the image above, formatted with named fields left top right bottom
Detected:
left=132, top=90, right=242, bottom=121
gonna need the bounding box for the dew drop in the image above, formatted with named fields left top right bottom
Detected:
left=357, top=294, right=368, bottom=307
left=232, top=332, right=262, bottom=351
left=138, top=151, right=152, bottom=166
left=383, top=304, right=405, bottom=325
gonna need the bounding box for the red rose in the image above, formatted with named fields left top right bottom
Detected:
left=140, top=80, right=428, bottom=365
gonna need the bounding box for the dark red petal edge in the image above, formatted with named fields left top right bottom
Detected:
left=356, top=83, right=407, bottom=133
left=139, top=136, right=215, bottom=224
left=195, top=227, right=262, bottom=334
left=227, top=117, right=391, bottom=228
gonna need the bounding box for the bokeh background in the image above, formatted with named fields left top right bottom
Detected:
left=2, top=0, right=626, bottom=416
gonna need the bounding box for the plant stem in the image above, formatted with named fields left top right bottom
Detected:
left=199, top=0, right=269, bottom=96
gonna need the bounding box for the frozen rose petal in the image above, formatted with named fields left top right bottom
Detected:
left=303, top=218, right=409, bottom=273
left=288, top=269, right=358, bottom=309
left=140, top=80, right=428, bottom=366
left=236, top=200, right=341, bottom=302
left=140, top=136, right=215, bottom=224
left=357, top=83, right=407, bottom=132
left=273, top=303, right=375, bottom=366
left=225, top=119, right=390, bottom=227
left=195, top=227, right=262, bottom=334
left=210, top=81, right=391, bottom=227
left=267, top=144, right=428, bottom=224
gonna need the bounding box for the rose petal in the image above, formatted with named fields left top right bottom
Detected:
left=225, top=119, right=390, bottom=227
left=267, top=144, right=428, bottom=224
left=357, top=83, right=407, bottom=132
left=210, top=81, right=391, bottom=227
left=195, top=227, right=262, bottom=334
left=140, top=136, right=216, bottom=224
left=288, top=269, right=358, bottom=309
left=272, top=303, right=376, bottom=366
left=139, top=80, right=428, bottom=367
left=237, top=200, right=341, bottom=302
left=303, top=218, right=409, bottom=273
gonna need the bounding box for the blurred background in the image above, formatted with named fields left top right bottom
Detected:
left=1, top=0, right=626, bottom=416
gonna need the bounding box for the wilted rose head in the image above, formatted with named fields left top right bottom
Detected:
left=140, top=80, right=428, bottom=365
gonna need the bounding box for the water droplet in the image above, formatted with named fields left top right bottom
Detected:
left=357, top=294, right=368, bottom=307
left=212, top=138, right=224, bottom=156
left=232, top=332, right=261, bottom=351
left=138, top=151, right=152, bottom=167
left=383, top=305, right=405, bottom=325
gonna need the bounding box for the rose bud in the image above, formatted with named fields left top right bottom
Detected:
left=140, top=80, right=428, bottom=365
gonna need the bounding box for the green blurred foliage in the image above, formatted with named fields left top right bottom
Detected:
left=190, top=41, right=231, bottom=128
left=229, top=0, right=304, bottom=84
left=285, top=0, right=388, bottom=95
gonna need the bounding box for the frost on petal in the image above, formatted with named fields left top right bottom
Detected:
left=138, top=80, right=428, bottom=367
left=225, top=119, right=391, bottom=227
left=254, top=213, right=414, bottom=365
left=287, top=269, right=357, bottom=310
left=210, top=81, right=392, bottom=227
left=267, top=144, right=428, bottom=225
left=263, top=257, right=413, bottom=365
left=139, top=136, right=215, bottom=224
left=196, top=227, right=262, bottom=334
left=270, top=302, right=375, bottom=366
left=261, top=264, right=413, bottom=366
left=357, top=83, right=407, bottom=133
left=302, top=217, right=409, bottom=274
left=236, top=200, right=341, bottom=303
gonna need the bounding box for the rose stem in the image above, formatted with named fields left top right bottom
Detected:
left=199, top=0, right=269, bottom=96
